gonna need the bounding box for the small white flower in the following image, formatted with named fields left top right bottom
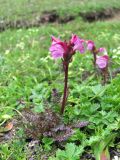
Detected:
left=113, top=156, right=119, bottom=160
left=116, top=50, right=120, bottom=55
left=16, top=42, right=25, bottom=50
left=5, top=50, right=10, bottom=55
left=117, top=46, right=120, bottom=50
left=112, top=49, right=117, bottom=53
left=112, top=55, right=118, bottom=59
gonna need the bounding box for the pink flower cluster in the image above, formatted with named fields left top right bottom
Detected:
left=49, top=34, right=109, bottom=69
left=86, top=41, right=109, bottom=69
left=96, top=48, right=109, bottom=69
left=49, top=35, right=85, bottom=61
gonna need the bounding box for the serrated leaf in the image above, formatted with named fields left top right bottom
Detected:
left=91, top=84, right=104, bottom=95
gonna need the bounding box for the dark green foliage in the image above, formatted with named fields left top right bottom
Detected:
left=0, top=0, right=120, bottom=159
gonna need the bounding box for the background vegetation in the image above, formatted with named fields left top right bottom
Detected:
left=0, top=0, right=120, bottom=159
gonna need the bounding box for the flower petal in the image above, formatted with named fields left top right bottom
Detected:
left=49, top=43, right=64, bottom=59
left=96, top=55, right=108, bottom=69
left=87, top=40, right=95, bottom=51
left=51, top=36, right=61, bottom=44
left=98, top=47, right=108, bottom=55
left=51, top=51, right=63, bottom=59
left=71, top=35, right=85, bottom=53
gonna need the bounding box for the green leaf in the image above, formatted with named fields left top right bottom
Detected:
left=33, top=103, right=45, bottom=113
left=42, top=137, right=54, bottom=151
left=91, top=84, right=105, bottom=96
left=54, top=143, right=84, bottom=160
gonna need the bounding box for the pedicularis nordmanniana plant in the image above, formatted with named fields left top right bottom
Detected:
left=49, top=34, right=109, bottom=114
left=88, top=40, right=109, bottom=84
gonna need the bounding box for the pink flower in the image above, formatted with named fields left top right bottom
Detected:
left=51, top=36, right=61, bottom=44
left=87, top=40, right=95, bottom=51
left=96, top=55, right=109, bottom=69
left=70, top=34, right=77, bottom=44
left=71, top=34, right=85, bottom=53
left=49, top=36, right=68, bottom=59
left=49, top=35, right=85, bottom=60
left=98, top=47, right=108, bottom=55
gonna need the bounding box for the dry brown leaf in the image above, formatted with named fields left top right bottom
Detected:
left=4, top=122, right=13, bottom=132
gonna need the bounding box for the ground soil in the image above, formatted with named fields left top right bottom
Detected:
left=0, top=8, right=120, bottom=32
left=80, top=8, right=120, bottom=22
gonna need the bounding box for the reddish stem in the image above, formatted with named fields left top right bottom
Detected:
left=102, top=67, right=108, bottom=85
left=93, top=52, right=96, bottom=67
left=103, top=72, right=106, bottom=85
left=61, top=62, right=69, bottom=114
left=92, top=46, right=97, bottom=68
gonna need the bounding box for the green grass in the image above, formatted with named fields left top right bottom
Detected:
left=0, top=0, right=120, bottom=20
left=0, top=0, right=120, bottom=159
